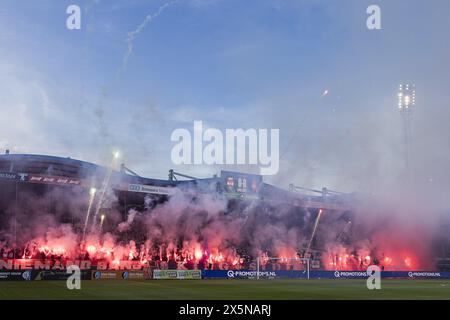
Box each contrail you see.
[122,0,178,71]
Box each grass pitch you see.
[1,279,450,300]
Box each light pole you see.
[398,83,416,172]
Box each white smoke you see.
[117,209,138,232]
[122,0,178,71]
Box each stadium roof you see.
[0,152,353,210]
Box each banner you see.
[34,270,91,281]
[1,268,449,280]
[91,270,148,280]
[0,172,27,182]
[327,270,448,279]
[202,270,450,279]
[0,270,34,281]
[330,271,369,279]
[202,270,307,279]
[27,174,81,186]
[153,269,201,280]
[0,269,92,281]
[153,270,177,279]
[127,184,176,195]
[176,270,202,279]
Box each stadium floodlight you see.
[397,83,416,171]
[90,187,97,196]
[398,83,416,113]
[113,150,120,159]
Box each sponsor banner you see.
[34,270,91,281]
[27,174,81,186]
[331,271,368,279]
[202,270,450,280]
[153,269,177,279]
[406,271,444,279]
[202,270,308,279]
[0,270,34,281]
[153,269,201,280]
[304,270,450,279]
[0,172,28,182]
[176,270,202,279]
[92,270,147,280]
[226,270,278,279]
[331,271,450,279]
[127,183,176,196]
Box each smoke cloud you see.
[0,176,443,271]
[122,0,178,72]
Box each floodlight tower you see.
[397,83,416,171]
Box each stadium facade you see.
[1,152,449,271]
[0,152,354,269]
[0,152,352,220]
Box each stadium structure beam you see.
[120,164,141,177]
[168,169,198,181]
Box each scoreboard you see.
[220,170,262,200]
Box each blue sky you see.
[1,0,450,195]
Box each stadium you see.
[1,151,450,300]
[0,152,353,268]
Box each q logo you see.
[366,265,381,290]
[227,270,235,278]
[22,270,32,281]
[334,271,340,278]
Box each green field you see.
[0,279,449,300]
